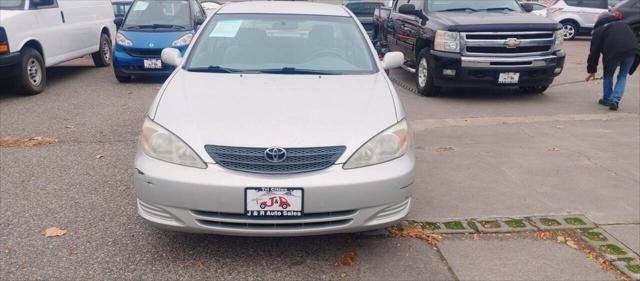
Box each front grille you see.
[125,48,163,58]
[462,31,554,56]
[205,145,346,174]
[192,209,357,230]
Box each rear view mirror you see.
[161,48,183,66]
[114,17,124,29]
[521,3,534,13]
[398,3,419,16]
[382,52,404,70]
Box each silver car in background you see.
[134,1,413,236]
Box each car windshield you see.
[186,14,378,75]
[0,0,25,10]
[346,2,384,16]
[122,0,192,30]
[428,0,523,12]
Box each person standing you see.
[586,12,640,111]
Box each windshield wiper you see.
[484,7,517,11]
[188,65,242,73]
[257,67,338,75]
[439,8,478,12]
[136,24,186,29]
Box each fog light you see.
[554,67,562,74]
[443,69,456,76]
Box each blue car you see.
[112,0,206,82]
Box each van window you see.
[564,0,581,6]
[0,0,25,10]
[122,0,192,30]
[29,0,58,9]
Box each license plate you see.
[143,59,162,69]
[245,188,303,217]
[498,72,520,84]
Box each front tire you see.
[561,22,578,40]
[17,47,46,96]
[519,85,549,94]
[415,49,440,97]
[92,33,112,67]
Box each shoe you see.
[598,99,611,106]
[609,102,619,111]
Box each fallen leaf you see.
[0,137,59,148]
[566,240,578,249]
[548,147,560,152]
[44,227,67,237]
[95,155,104,159]
[557,236,566,243]
[334,252,358,266]
[65,125,75,129]
[436,146,456,152]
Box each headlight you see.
[434,31,460,53]
[343,119,410,169]
[553,29,564,51]
[172,33,193,47]
[116,32,132,46]
[140,118,207,169]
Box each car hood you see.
[153,70,399,163]
[120,30,191,49]
[431,11,560,31]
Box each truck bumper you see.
[429,50,565,88]
[0,51,21,77]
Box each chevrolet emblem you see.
[504,38,521,48]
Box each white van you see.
[0,0,116,95]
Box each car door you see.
[577,0,608,28]
[389,0,422,61]
[28,0,67,65]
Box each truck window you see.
[393,0,425,11]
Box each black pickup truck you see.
[373,0,566,96]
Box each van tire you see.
[17,47,46,96]
[92,33,112,67]
[415,49,440,97]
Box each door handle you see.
[60,11,65,23]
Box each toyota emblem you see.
[264,147,287,163]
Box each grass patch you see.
[540,218,561,226]
[504,219,527,228]
[599,244,627,256]
[479,220,501,229]
[443,221,465,230]
[564,217,587,226]
[468,221,478,231]
[584,231,608,242]
[420,222,441,231]
[626,264,640,274]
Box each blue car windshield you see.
[122,0,192,30]
[0,0,25,10]
[185,14,378,75]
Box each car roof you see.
[217,1,350,17]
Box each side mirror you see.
[382,51,404,70]
[114,17,124,29]
[398,3,419,16]
[32,0,54,7]
[195,15,206,26]
[161,48,183,66]
[521,3,534,13]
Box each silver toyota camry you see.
[134,1,414,236]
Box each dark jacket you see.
[587,15,640,75]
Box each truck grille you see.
[204,145,346,174]
[462,31,555,57]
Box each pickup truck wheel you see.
[17,47,46,96]
[519,85,549,94]
[416,50,440,96]
[92,33,112,67]
[561,22,578,40]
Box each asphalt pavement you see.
[1,39,638,280]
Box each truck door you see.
[389,0,423,62]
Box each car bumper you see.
[113,48,175,76]
[134,148,415,237]
[0,51,21,76]
[428,50,566,88]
